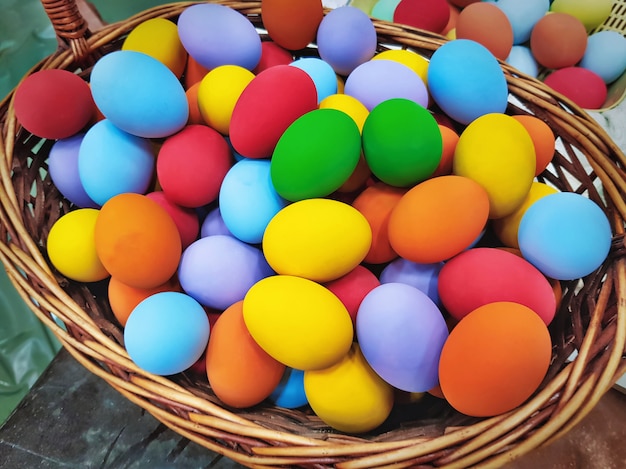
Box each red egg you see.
[146,191,200,249]
[455,2,514,60]
[543,67,608,110]
[393,0,450,34]
[530,13,588,69]
[261,0,324,50]
[325,265,380,329]
[253,41,294,74]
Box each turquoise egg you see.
[269,368,308,409]
[506,46,539,78]
[580,31,626,84]
[289,57,338,103]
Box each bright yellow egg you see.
[319,93,369,133]
[372,49,429,86]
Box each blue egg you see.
[219,159,288,244]
[78,120,155,206]
[178,3,261,71]
[506,46,539,78]
[380,258,443,304]
[495,0,550,45]
[317,6,378,76]
[371,0,402,21]
[290,57,338,103]
[124,292,210,376]
[428,39,508,125]
[200,207,233,238]
[268,368,308,409]
[518,193,612,281]
[580,31,626,84]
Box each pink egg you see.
[325,265,381,329]
[253,41,294,74]
[394,0,450,34]
[543,67,608,110]
[146,191,200,249]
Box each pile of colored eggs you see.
[14,1,614,434]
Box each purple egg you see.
[200,207,233,238]
[48,134,99,208]
[356,283,448,392]
[178,235,274,310]
[344,60,429,110]
[380,258,443,304]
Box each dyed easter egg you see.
[371,0,402,21]
[530,13,588,69]
[393,0,450,34]
[325,265,381,328]
[316,6,378,76]
[428,40,508,125]
[271,109,361,201]
[269,368,308,409]
[388,175,490,264]
[512,115,555,176]
[122,18,187,77]
[455,2,514,60]
[544,67,608,110]
[124,292,210,375]
[177,3,261,70]
[319,93,369,132]
[243,275,353,370]
[78,119,155,206]
[197,65,255,135]
[550,0,614,31]
[145,191,199,249]
[304,343,394,433]
[184,55,210,89]
[200,208,233,238]
[229,65,318,158]
[219,159,288,244]
[253,41,294,74]
[290,57,338,103]
[356,283,449,392]
[495,0,550,45]
[178,235,274,310]
[438,247,557,325]
[14,69,94,139]
[371,49,429,86]
[362,99,442,187]
[380,258,443,304]
[261,0,324,50]
[580,31,626,84]
[185,82,203,125]
[47,209,109,283]
[431,125,459,177]
[438,302,552,417]
[454,113,535,219]
[518,192,612,280]
[206,301,285,408]
[94,193,181,289]
[90,50,188,138]
[506,46,539,78]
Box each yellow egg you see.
[47,208,109,282]
[197,65,255,135]
[492,182,560,248]
[453,113,536,219]
[122,18,187,78]
[372,49,429,86]
[243,275,353,370]
[263,198,372,282]
[304,343,394,433]
[550,0,614,31]
[319,94,369,133]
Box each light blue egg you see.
[580,31,626,84]
[78,120,155,206]
[428,39,508,125]
[90,50,188,138]
[219,159,288,244]
[290,57,338,103]
[380,258,443,304]
[518,192,612,281]
[200,207,233,238]
[268,368,308,409]
[495,0,550,44]
[124,292,210,376]
[371,0,402,21]
[506,45,539,78]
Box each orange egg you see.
[184,55,210,89]
[206,301,286,408]
[185,82,204,125]
[94,193,182,289]
[512,115,555,176]
[261,0,324,50]
[431,124,459,177]
[530,13,588,69]
[388,175,490,264]
[455,2,514,60]
[439,302,552,417]
[338,155,371,193]
[442,3,460,35]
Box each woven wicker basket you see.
[1,1,626,467]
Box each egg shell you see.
[371,49,429,87]
[219,158,288,244]
[428,39,508,125]
[438,302,552,417]
[263,198,371,282]
[197,65,255,135]
[371,0,402,21]
[324,265,381,329]
[319,93,369,132]
[491,181,559,249]
[393,0,450,34]
[518,192,612,280]
[530,13,588,70]
[512,115,555,176]
[261,0,324,50]
[453,113,536,219]
[269,368,308,409]
[229,65,318,158]
[580,31,626,84]
[362,98,442,187]
[380,258,444,305]
[178,235,274,310]
[455,2,513,60]
[337,155,372,193]
[13,69,94,139]
[200,208,233,238]
[448,0,481,7]
[124,292,210,375]
[184,55,210,89]
[431,125,459,177]
[78,119,155,206]
[290,57,338,103]
[156,125,232,208]
[185,82,204,125]
[304,343,394,433]
[108,275,180,327]
[90,50,188,138]
[506,46,539,79]
[46,209,109,283]
[253,41,294,74]
[495,0,550,45]
[243,275,353,370]
[543,67,608,110]
[442,3,460,35]
[48,134,99,208]
[121,18,187,78]
[550,0,614,31]
[356,283,449,392]
[316,6,378,76]
[205,301,285,408]
[145,191,199,249]
[387,175,490,264]
[344,60,429,111]
[270,109,362,201]
[351,182,406,264]
[178,3,261,70]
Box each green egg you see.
[362,98,442,187]
[270,108,362,201]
